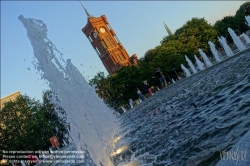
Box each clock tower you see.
[81,5,138,75]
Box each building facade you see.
[0,91,22,109]
[81,8,138,75]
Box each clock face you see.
[93,32,97,38]
[100,28,106,33]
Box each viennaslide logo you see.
[219,146,248,165]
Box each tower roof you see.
[79,1,94,19]
[162,21,173,36]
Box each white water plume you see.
[194,55,205,71]
[208,41,221,63]
[181,64,191,77]
[218,36,234,57]
[198,48,212,67]
[228,28,245,52]
[185,55,197,74]
[18,15,117,166]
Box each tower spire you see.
[162,21,173,36]
[79,0,93,18]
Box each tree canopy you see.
[236,2,250,16]
[0,90,69,151]
[214,2,250,43]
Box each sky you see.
[1,1,247,101]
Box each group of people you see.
[129,67,169,108]
[143,67,168,95]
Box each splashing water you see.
[112,49,250,165]
[18,15,117,166]
[245,15,250,27]
[218,36,234,57]
[198,48,212,67]
[208,41,221,62]
[242,33,250,44]
[121,106,127,113]
[228,28,245,52]
[185,55,197,74]
[181,64,191,77]
[194,55,205,71]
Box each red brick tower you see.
[81,5,138,75]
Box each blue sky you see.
[1,1,246,100]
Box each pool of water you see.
[111,49,250,166]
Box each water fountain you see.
[208,41,221,62]
[218,36,234,56]
[18,15,117,166]
[181,64,191,77]
[198,48,212,67]
[245,15,250,27]
[157,87,161,91]
[242,33,250,44]
[121,106,127,113]
[194,55,205,71]
[228,28,245,51]
[112,47,250,165]
[18,14,250,166]
[185,55,197,74]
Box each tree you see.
[234,2,250,35]
[236,2,250,16]
[214,16,236,43]
[0,95,37,150]
[114,65,146,101]
[40,90,69,149]
[89,72,120,108]
[141,47,160,64]
[88,72,116,104]
[214,15,249,43]
[153,40,186,73]
[89,64,160,109]
[161,34,177,44]
[0,90,69,151]
[175,17,218,54]
[89,72,110,99]
[214,2,250,43]
[233,13,250,35]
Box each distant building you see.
[0,91,22,137]
[0,91,22,109]
[81,5,138,75]
[162,21,173,36]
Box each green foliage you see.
[154,40,186,71]
[0,90,69,151]
[140,47,160,63]
[214,2,250,43]
[161,35,177,44]
[236,2,250,15]
[175,18,218,54]
[234,13,250,35]
[89,72,117,107]
[214,15,249,43]
[214,16,235,42]
[89,67,155,109]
